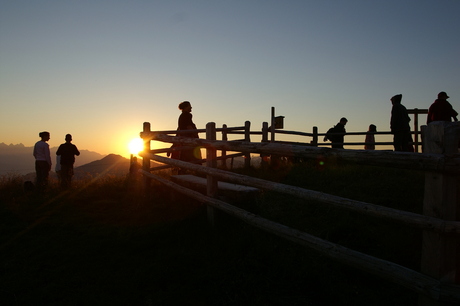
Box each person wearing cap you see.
[390,94,411,152]
[324,117,348,149]
[427,92,458,124]
[56,134,80,189]
[33,131,52,191]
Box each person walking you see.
[324,117,348,149]
[390,94,411,152]
[427,91,458,124]
[33,131,51,191]
[56,134,80,189]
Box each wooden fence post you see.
[206,122,218,227]
[221,124,228,169]
[420,121,460,306]
[271,107,275,142]
[142,122,151,192]
[261,122,269,169]
[244,120,251,168]
[312,126,318,146]
[414,108,420,152]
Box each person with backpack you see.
[324,117,348,149]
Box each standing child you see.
[364,124,376,150]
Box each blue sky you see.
[1,0,459,156]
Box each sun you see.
[128,138,144,155]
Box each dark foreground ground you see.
[0,165,421,305]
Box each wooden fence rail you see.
[146,124,423,150]
[143,132,460,174]
[139,120,460,305]
[140,166,459,303]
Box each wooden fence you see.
[268,106,428,152]
[139,120,460,305]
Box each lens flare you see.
[128,138,144,155]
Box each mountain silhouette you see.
[74,154,132,177]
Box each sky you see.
[1,0,459,157]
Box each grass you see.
[0,162,424,305]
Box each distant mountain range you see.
[0,143,117,176]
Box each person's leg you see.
[35,161,49,191]
[393,133,403,151]
[61,164,71,189]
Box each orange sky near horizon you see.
[1,1,458,158]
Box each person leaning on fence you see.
[56,134,80,189]
[364,124,377,150]
[390,94,411,152]
[172,101,202,169]
[33,131,52,192]
[324,117,348,149]
[427,91,458,124]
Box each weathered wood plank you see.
[140,132,460,174]
[142,170,460,303]
[139,152,460,234]
[421,121,460,306]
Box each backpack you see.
[325,126,337,142]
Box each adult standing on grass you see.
[390,94,411,152]
[56,134,80,189]
[33,131,51,192]
[427,91,458,124]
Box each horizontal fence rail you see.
[140,132,460,174]
[146,124,423,150]
[140,168,460,303]
[140,152,460,234]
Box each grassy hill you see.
[0,162,423,305]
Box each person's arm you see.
[46,145,52,169]
[451,106,458,122]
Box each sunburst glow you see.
[128,138,144,155]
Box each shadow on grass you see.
[0,166,420,305]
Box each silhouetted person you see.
[33,131,51,192]
[129,156,141,178]
[427,91,458,124]
[56,134,80,189]
[390,94,411,151]
[324,117,348,149]
[176,101,201,169]
[364,124,377,150]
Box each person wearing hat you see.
[56,134,80,189]
[390,94,411,152]
[427,92,458,124]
